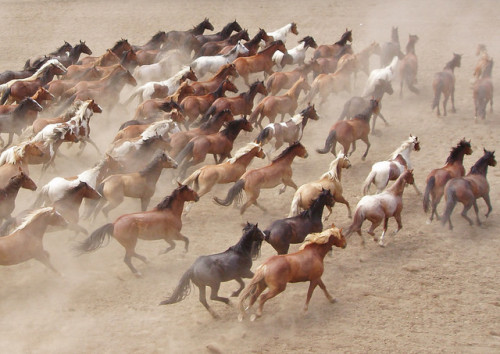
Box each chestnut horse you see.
[188,63,239,96]
[0,170,37,226]
[399,34,420,97]
[238,226,346,321]
[441,149,496,230]
[312,29,352,59]
[265,62,313,96]
[472,58,493,121]
[77,185,199,276]
[431,53,462,116]
[195,29,250,58]
[346,169,414,247]
[214,142,308,215]
[423,139,473,224]
[266,22,299,44]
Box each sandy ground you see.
[0,0,499,353]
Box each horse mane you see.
[140,119,172,140]
[320,153,345,181]
[155,186,184,210]
[95,50,117,66]
[151,31,166,42]
[335,30,352,45]
[272,142,301,163]
[289,111,304,126]
[390,138,415,160]
[199,109,231,130]
[170,66,192,83]
[62,181,87,199]
[446,139,470,164]
[0,143,27,165]
[470,150,494,174]
[111,39,128,52]
[11,207,54,233]
[228,142,261,164]
[299,227,341,250]
[259,40,284,54]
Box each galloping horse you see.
[472,58,493,121]
[188,63,239,95]
[346,169,414,247]
[441,149,496,230]
[195,29,250,58]
[195,20,242,46]
[0,170,37,225]
[77,184,199,277]
[214,142,308,215]
[0,142,44,187]
[164,18,214,49]
[23,41,71,71]
[219,28,271,57]
[289,152,351,219]
[272,36,317,69]
[312,29,352,59]
[0,97,43,149]
[423,139,472,224]
[363,56,399,97]
[159,223,265,319]
[56,40,93,67]
[190,41,249,78]
[266,23,298,44]
[472,44,491,81]
[431,53,462,116]
[265,62,313,96]
[363,135,421,195]
[399,34,420,97]
[380,27,404,67]
[238,226,346,321]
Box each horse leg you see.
[254,283,286,319]
[450,87,457,113]
[412,182,422,195]
[460,201,475,226]
[132,252,149,264]
[442,94,449,116]
[102,195,123,217]
[140,197,151,211]
[361,136,371,161]
[175,232,190,252]
[68,223,89,236]
[209,282,230,305]
[240,190,259,215]
[483,194,493,218]
[123,248,142,276]
[279,176,298,195]
[160,239,176,254]
[472,200,481,226]
[304,280,319,312]
[231,277,246,297]
[35,250,60,275]
[198,285,219,319]
[317,278,336,303]
[336,195,352,218]
[378,217,390,247]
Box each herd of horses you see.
[0,19,496,321]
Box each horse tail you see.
[76,223,114,253]
[182,169,202,191]
[316,130,336,154]
[432,79,443,110]
[213,179,245,206]
[96,182,106,197]
[238,264,267,319]
[176,140,195,165]
[32,185,49,208]
[346,206,365,237]
[159,265,194,305]
[265,75,275,94]
[0,87,11,105]
[288,192,302,217]
[423,176,435,213]
[441,186,457,228]
[124,88,141,106]
[362,170,377,195]
[200,105,216,124]
[54,93,77,116]
[254,126,273,145]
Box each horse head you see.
[409,134,420,151]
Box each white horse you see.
[190,41,249,78]
[266,22,298,44]
[133,49,190,84]
[272,36,317,70]
[362,135,421,195]
[362,56,399,97]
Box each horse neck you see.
[232,231,255,256]
[469,158,490,177]
[446,149,467,166]
[372,85,388,100]
[444,60,458,72]
[221,123,244,142]
[272,150,299,166]
[20,215,51,236]
[244,85,261,103]
[166,197,186,217]
[308,198,328,220]
[234,150,258,167]
[286,80,304,99]
[406,41,416,55]
[140,159,166,181]
[2,177,23,198]
[386,174,408,195]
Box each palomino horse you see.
[93,152,177,217]
[255,104,319,157]
[380,27,404,67]
[77,184,199,276]
[423,139,473,224]
[188,63,239,95]
[363,56,399,97]
[346,169,414,247]
[195,29,250,58]
[190,41,249,78]
[176,117,254,178]
[431,53,462,116]
[0,207,67,273]
[250,76,310,128]
[233,41,288,86]
[264,189,334,255]
[0,97,43,149]
[272,36,317,70]
[312,29,352,59]
[363,135,421,195]
[472,58,493,121]
[159,223,265,319]
[0,142,44,187]
[399,34,420,97]
[214,142,308,215]
[289,152,351,219]
[266,22,299,44]
[195,20,242,46]
[265,62,313,96]
[317,99,379,160]
[441,149,496,230]
[0,170,37,226]
[238,226,346,321]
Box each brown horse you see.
[0,97,43,149]
[346,169,414,247]
[399,34,419,97]
[219,28,271,57]
[311,45,354,78]
[132,31,168,52]
[195,20,242,46]
[317,99,379,160]
[250,76,310,128]
[238,226,346,321]
[472,58,493,121]
[423,139,473,224]
[0,170,37,225]
[233,41,288,86]
[441,149,496,230]
[163,18,214,49]
[195,29,250,58]
[0,142,44,187]
[380,27,404,67]
[188,63,239,96]
[432,53,462,116]
[312,29,352,59]
[214,142,308,214]
[0,87,55,112]
[77,184,199,276]
[265,62,313,96]
[78,48,122,67]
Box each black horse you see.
[264,188,334,254]
[159,222,265,318]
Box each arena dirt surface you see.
[0,0,499,352]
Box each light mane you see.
[0,143,27,165]
[299,227,341,250]
[320,153,345,181]
[140,119,174,140]
[389,137,416,160]
[11,207,54,233]
[227,143,261,164]
[161,66,191,85]
[289,112,304,126]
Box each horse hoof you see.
[238,314,244,322]
[378,241,385,248]
[425,219,432,225]
[134,272,143,278]
[329,297,337,304]
[250,314,258,322]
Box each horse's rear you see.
[473,78,493,120]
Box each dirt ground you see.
[0,0,499,353]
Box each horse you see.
[195,20,242,46]
[24,41,72,70]
[431,53,462,116]
[190,41,249,78]
[56,40,93,67]
[473,44,491,81]
[132,31,168,52]
[423,139,473,224]
[255,104,319,157]
[317,99,379,160]
[250,76,310,128]
[441,149,496,230]
[289,152,351,219]
[346,169,414,247]
[363,56,399,97]
[338,78,394,132]
[213,142,308,214]
[188,63,239,96]
[164,18,214,48]
[264,188,334,255]
[93,152,178,217]
[472,58,493,121]
[0,170,37,226]
[349,41,381,83]
[0,142,44,187]
[0,88,53,117]
[133,50,190,84]
[77,184,199,276]
[233,41,288,86]
[195,29,250,58]
[310,45,354,78]
[113,119,181,143]
[272,36,317,70]
[380,27,404,67]
[0,98,43,149]
[159,222,265,318]
[219,28,271,57]
[265,62,313,96]
[238,226,346,321]
[363,135,421,195]
[312,29,352,59]
[266,23,299,44]
[182,142,265,198]
[176,117,253,178]
[0,67,36,86]
[399,34,420,97]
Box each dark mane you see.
[64,181,87,198]
[446,139,471,164]
[272,142,301,162]
[111,39,128,51]
[199,109,231,130]
[259,40,284,54]
[229,223,262,258]
[156,186,185,210]
[470,150,495,175]
[335,30,352,45]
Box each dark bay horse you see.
[164,18,214,48]
[423,139,473,223]
[195,29,250,58]
[0,97,43,149]
[399,34,419,97]
[159,223,265,319]
[264,189,334,254]
[472,58,493,121]
[313,29,352,59]
[195,20,242,46]
[431,53,462,116]
[441,149,496,230]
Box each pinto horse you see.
[441,149,496,230]
[312,29,352,59]
[317,99,379,160]
[399,34,420,97]
[219,28,271,57]
[346,169,414,247]
[432,53,462,116]
[190,41,249,78]
[238,226,346,321]
[423,139,472,224]
[159,222,265,319]
[272,36,317,70]
[77,184,199,277]
[0,170,37,226]
[266,22,298,44]
[472,58,493,121]
[214,142,308,215]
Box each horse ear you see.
[177,181,183,187]
[330,222,336,228]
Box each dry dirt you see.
[1,0,499,353]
